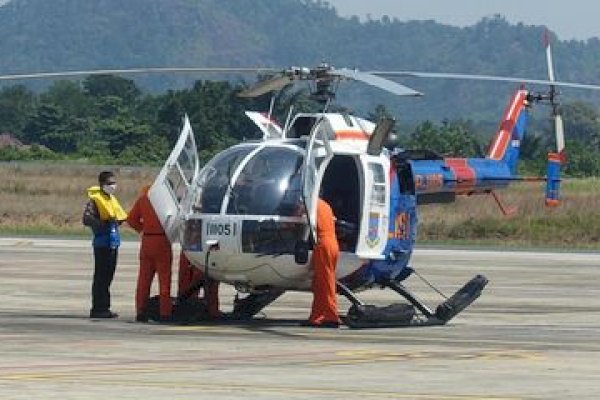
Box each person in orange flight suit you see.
[127,186,173,322]
[178,252,221,318]
[307,198,342,328]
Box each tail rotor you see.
[543,30,565,207]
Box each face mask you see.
[102,184,117,195]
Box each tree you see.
[0,85,36,139]
[561,102,600,151]
[368,104,394,122]
[40,80,92,118]
[564,140,600,177]
[406,120,483,157]
[83,75,142,104]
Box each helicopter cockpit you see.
[182,136,362,256]
[182,142,308,256]
[194,143,305,217]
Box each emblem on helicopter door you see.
[366,212,381,247]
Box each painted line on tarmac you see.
[0,348,544,376]
[0,348,335,375]
[308,349,544,367]
[1,374,526,400]
[160,325,600,352]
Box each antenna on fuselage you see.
[267,93,276,121]
[283,105,295,137]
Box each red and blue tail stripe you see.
[487,89,529,174]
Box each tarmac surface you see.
[0,237,599,399]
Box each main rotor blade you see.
[333,68,423,96]
[0,67,278,81]
[371,71,600,91]
[237,74,293,98]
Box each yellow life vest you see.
[86,186,128,222]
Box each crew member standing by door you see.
[127,185,173,322]
[307,198,341,328]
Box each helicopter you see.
[2,37,598,328]
[141,40,600,328]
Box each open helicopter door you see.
[302,118,334,242]
[355,156,390,258]
[148,115,199,243]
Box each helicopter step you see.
[143,287,286,323]
[342,275,488,329]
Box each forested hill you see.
[2,0,600,121]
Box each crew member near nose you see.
[178,252,221,319]
[308,198,342,328]
[82,171,127,319]
[127,185,173,322]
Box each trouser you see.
[309,241,340,325]
[91,246,118,313]
[136,235,173,318]
[178,253,220,317]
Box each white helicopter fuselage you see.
[149,112,408,293]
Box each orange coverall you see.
[178,252,220,318]
[127,187,173,319]
[308,199,341,325]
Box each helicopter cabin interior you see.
[319,155,361,252]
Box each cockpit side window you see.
[195,146,254,214]
[227,146,304,216]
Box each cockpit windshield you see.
[195,145,255,214]
[227,146,304,216]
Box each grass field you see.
[1,162,599,249]
[0,162,158,237]
[418,178,600,248]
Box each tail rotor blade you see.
[544,30,566,158]
[545,30,556,82]
[555,113,565,155]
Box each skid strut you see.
[341,275,488,329]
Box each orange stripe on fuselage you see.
[335,130,369,140]
[488,90,528,160]
[445,158,476,193]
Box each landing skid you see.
[342,275,488,329]
[144,288,285,324]
[144,275,488,328]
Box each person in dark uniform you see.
[82,171,127,319]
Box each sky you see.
[326,0,599,41]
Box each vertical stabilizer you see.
[486,89,529,175]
